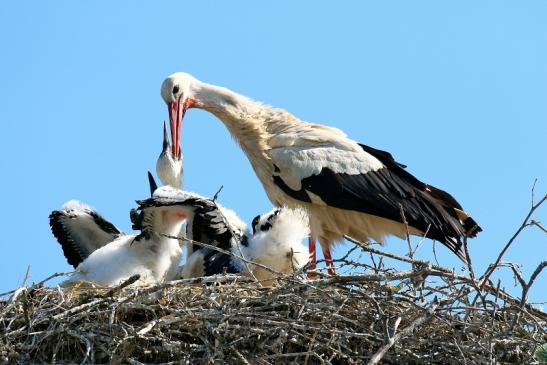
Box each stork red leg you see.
[322,246,336,276]
[307,237,317,279]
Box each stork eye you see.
[172,86,179,95]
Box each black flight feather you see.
[358,143,481,238]
[272,142,482,260]
[49,208,123,268]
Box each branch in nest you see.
[480,191,547,288]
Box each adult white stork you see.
[160,72,482,276]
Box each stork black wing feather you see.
[358,143,466,211]
[49,211,86,268]
[188,198,245,274]
[190,199,239,252]
[358,144,407,169]
[49,208,123,268]
[202,249,240,276]
[273,157,475,260]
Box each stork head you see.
[251,208,281,235]
[161,72,200,159]
[156,121,183,188]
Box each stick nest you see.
[1,259,545,365]
[2,192,546,364]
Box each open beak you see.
[167,98,194,159]
[162,121,171,156]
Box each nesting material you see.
[1,251,545,365]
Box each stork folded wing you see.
[271,143,481,260]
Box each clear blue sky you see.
[0,2,545,303]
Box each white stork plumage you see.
[160,72,482,276]
[50,187,187,287]
[247,207,310,281]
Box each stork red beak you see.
[167,98,196,158]
[168,100,182,159]
[167,98,195,158]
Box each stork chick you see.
[176,199,310,283]
[157,121,183,189]
[246,207,310,281]
[135,185,245,279]
[50,188,187,287]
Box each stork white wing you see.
[269,140,384,191]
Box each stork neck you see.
[157,153,183,189]
[194,82,300,166]
[141,208,190,238]
[162,220,186,238]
